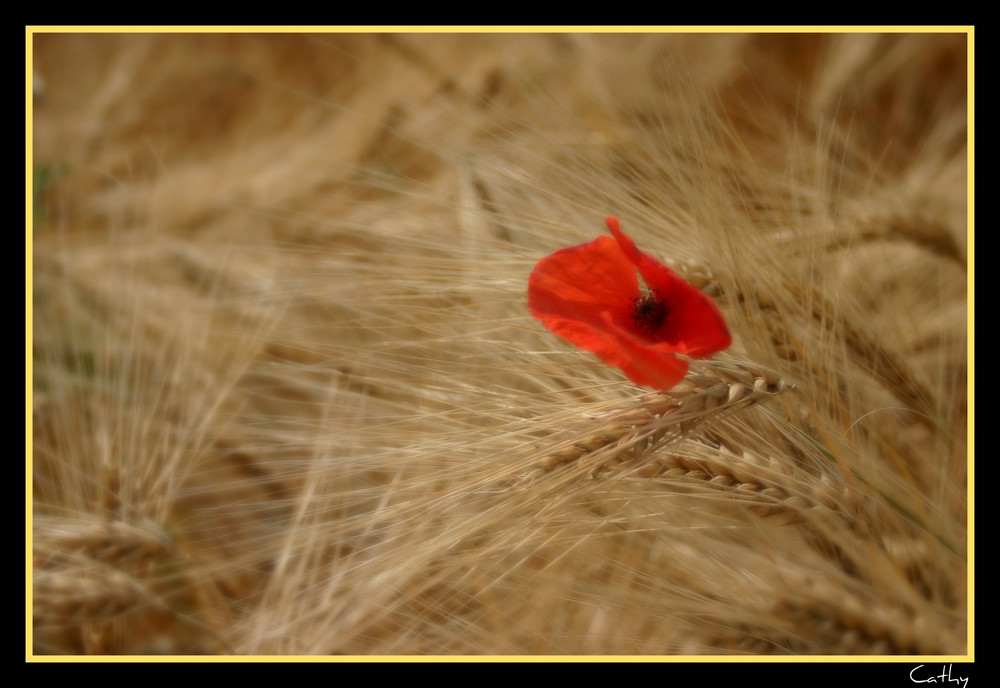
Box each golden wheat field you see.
[29,31,971,657]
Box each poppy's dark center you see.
[630,289,670,335]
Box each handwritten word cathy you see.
[910,664,968,687]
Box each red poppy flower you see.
[528,217,731,390]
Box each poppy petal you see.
[605,217,731,357]
[527,235,639,330]
[595,311,691,388]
